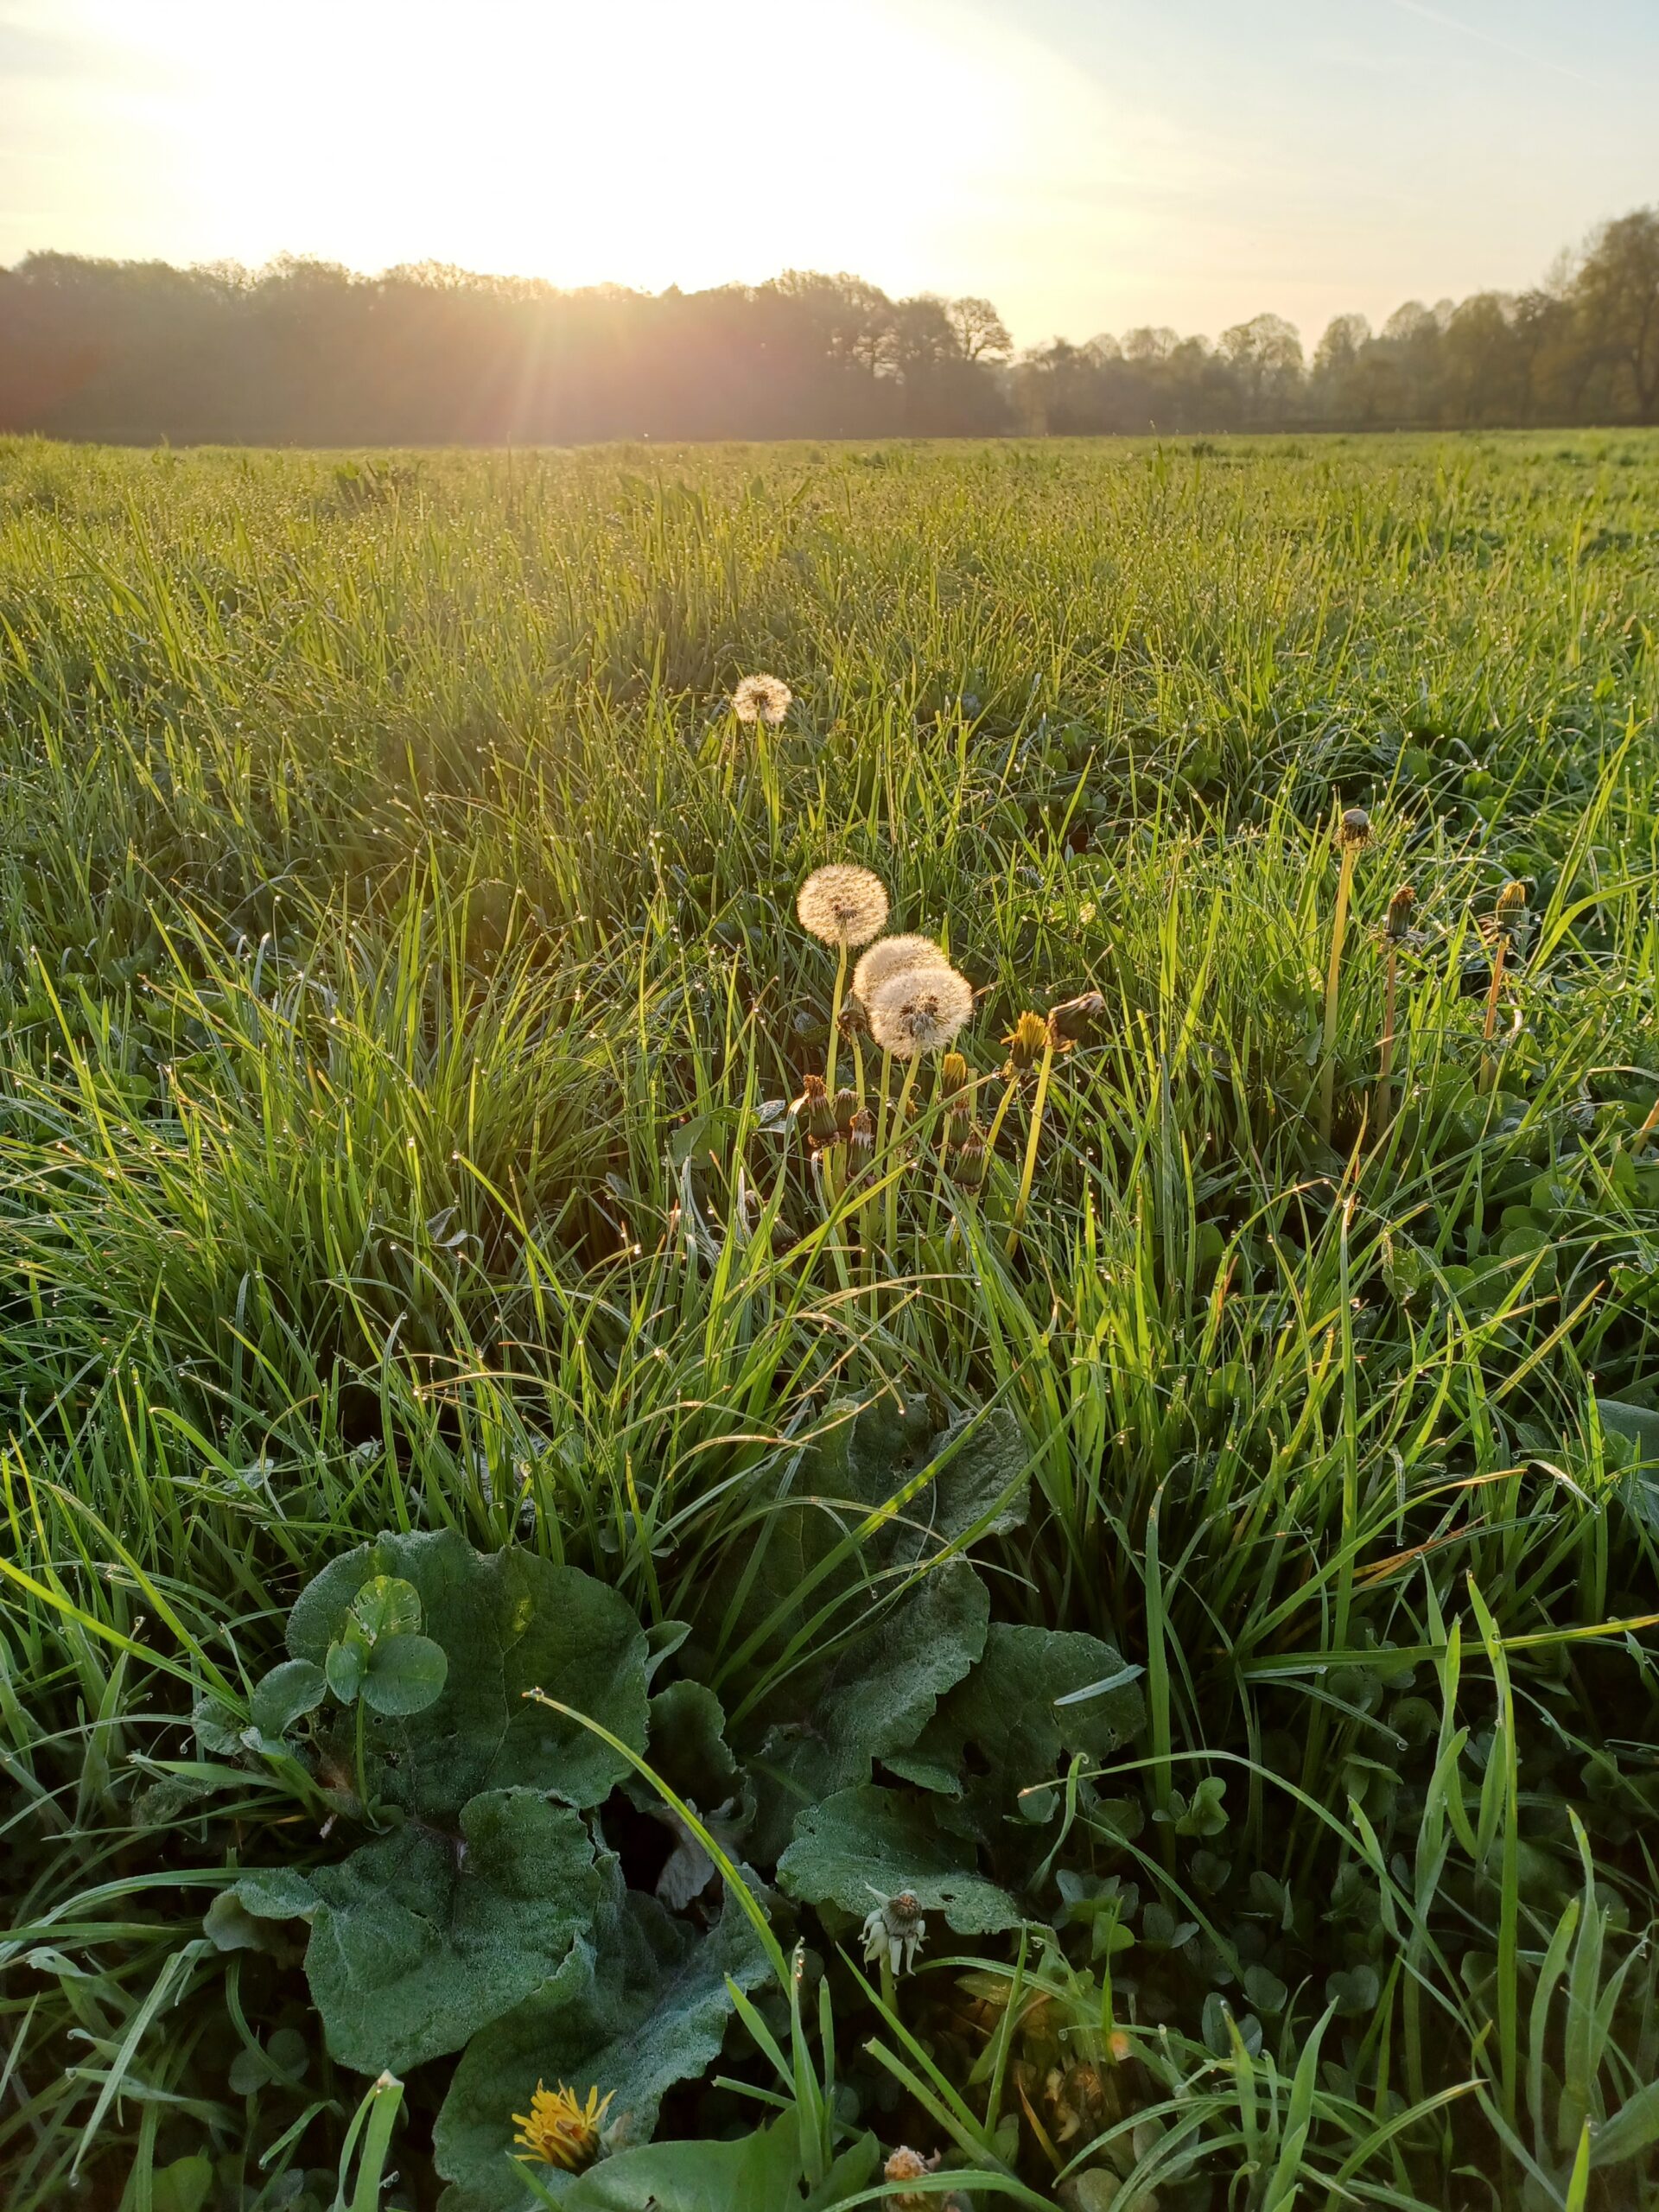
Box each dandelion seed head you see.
[798,865,890,948]
[731,673,792,725]
[868,965,974,1058]
[852,932,947,1003]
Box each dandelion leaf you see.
[434,1893,771,2212]
[285,1529,648,1816]
[776,1783,1021,1935]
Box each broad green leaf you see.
[777,1784,1021,1935]
[250,1657,327,1738]
[151,2155,214,2212]
[641,1681,737,1804]
[734,1396,1024,1671]
[750,1560,988,1859]
[325,1637,366,1704]
[360,1631,449,1716]
[558,2114,807,2211]
[435,1897,772,2212]
[351,1573,424,1642]
[287,1531,649,1818]
[886,1623,1147,1836]
[283,1787,602,2075]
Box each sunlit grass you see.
[2,428,1657,2209]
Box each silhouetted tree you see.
[4,203,1659,443]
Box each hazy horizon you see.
[2,0,1656,351]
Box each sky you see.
[0,0,1656,350]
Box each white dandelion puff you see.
[731,674,792,725]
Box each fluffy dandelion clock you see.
[851,932,948,1005]
[797,864,890,949]
[731,673,792,725]
[868,963,973,1059]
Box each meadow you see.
[1,427,1657,2211]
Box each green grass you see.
[2,427,1657,2211]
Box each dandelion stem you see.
[1376,943,1400,1131]
[1318,842,1358,1147]
[824,944,849,1095]
[885,1058,919,1256]
[984,1070,1020,1160]
[1007,1036,1054,1256]
[1478,936,1508,1094]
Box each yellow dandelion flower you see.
[512,2081,613,2172]
[731,674,792,725]
[798,865,890,949]
[868,965,974,1059]
[1002,1010,1048,1073]
[851,933,948,1004]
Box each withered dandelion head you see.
[852,933,948,1004]
[512,2082,613,2172]
[1384,884,1416,939]
[1338,805,1372,849]
[1047,990,1105,1051]
[868,965,974,1059]
[731,674,792,726]
[795,1073,840,1141]
[884,2145,943,2208]
[831,1085,858,1135]
[1496,880,1529,918]
[1003,1010,1048,1073]
[798,865,890,949]
[848,1108,875,1167]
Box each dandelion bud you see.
[1495,880,1529,921]
[1003,1010,1048,1073]
[798,1074,840,1142]
[831,1086,858,1136]
[1338,805,1372,849]
[1384,884,1416,939]
[945,1100,974,1147]
[949,1129,988,1190]
[838,993,871,1038]
[1047,989,1105,1050]
[940,1051,969,1096]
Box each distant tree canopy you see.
[3,207,1657,445]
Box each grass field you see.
[3,429,1658,2212]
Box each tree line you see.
[2,207,1656,445]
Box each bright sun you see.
[80,0,1015,295]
